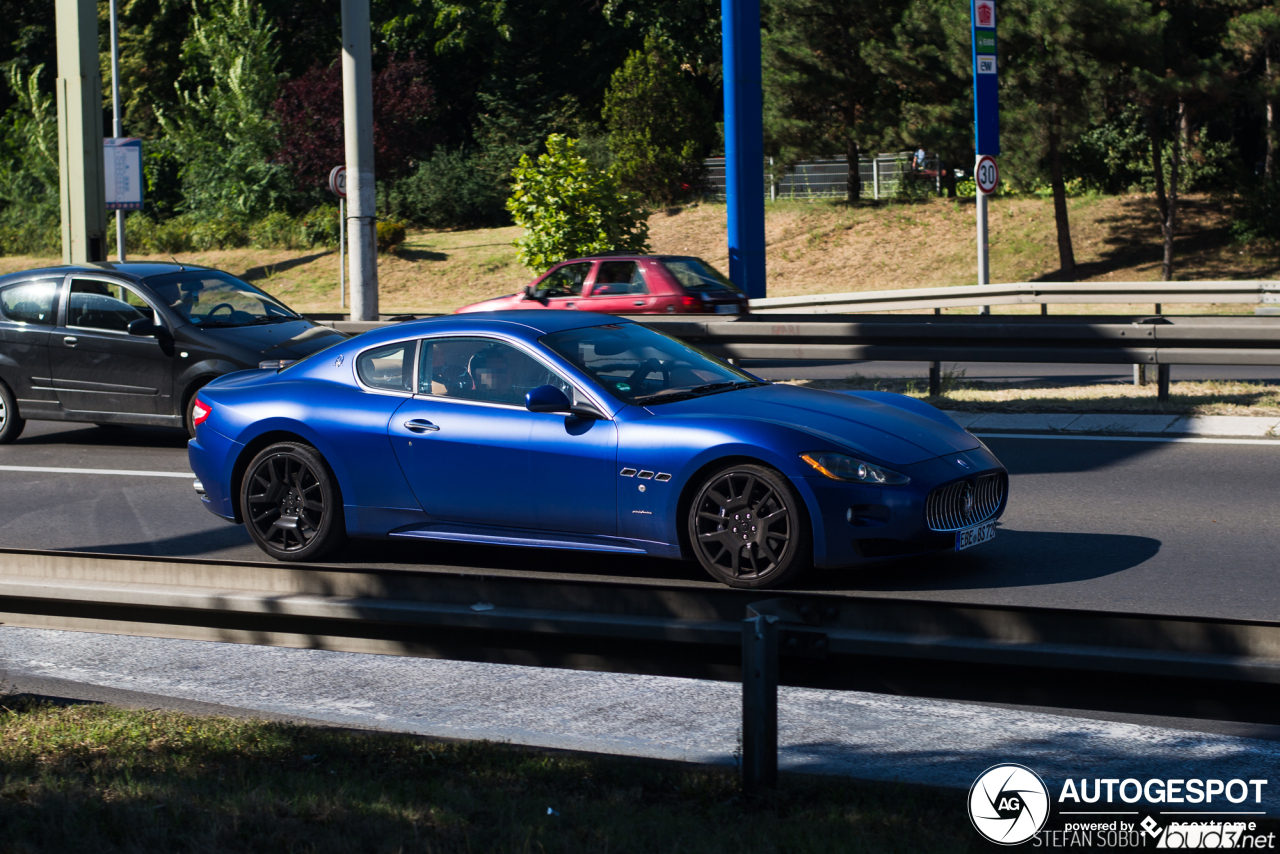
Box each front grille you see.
[925,473,1006,532]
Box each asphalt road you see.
[0,416,1276,621]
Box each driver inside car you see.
[466,345,514,402]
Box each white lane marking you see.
[0,464,192,478]
[975,432,1280,446]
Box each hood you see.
[196,320,346,360]
[455,294,522,313]
[650,383,979,465]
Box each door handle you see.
[404,419,439,433]
[565,302,575,309]
[633,300,646,306]
[62,336,77,347]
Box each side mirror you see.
[526,384,572,413]
[127,317,159,337]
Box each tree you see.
[1226,2,1280,180]
[763,0,904,202]
[157,0,295,220]
[997,0,1161,278]
[1132,0,1232,281]
[273,56,435,192]
[506,134,649,270]
[603,36,713,205]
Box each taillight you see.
[192,398,212,426]
[681,296,698,308]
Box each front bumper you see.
[800,444,1007,568]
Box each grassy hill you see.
[3,193,1277,315]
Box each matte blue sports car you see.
[188,310,1007,588]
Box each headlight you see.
[800,452,910,485]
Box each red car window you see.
[590,261,648,297]
[538,263,591,297]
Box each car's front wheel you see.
[241,442,347,561]
[0,381,25,444]
[687,463,811,589]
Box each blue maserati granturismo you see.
[187,311,1007,588]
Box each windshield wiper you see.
[634,381,764,405]
[245,315,300,325]
[193,319,238,328]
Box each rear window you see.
[662,258,743,294]
[0,280,59,325]
[356,342,416,392]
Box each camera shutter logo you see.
[969,764,1050,845]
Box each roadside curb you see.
[945,410,1279,439]
[834,393,1280,439]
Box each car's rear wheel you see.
[687,463,811,589]
[241,442,346,561]
[0,381,25,444]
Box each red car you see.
[455,255,751,316]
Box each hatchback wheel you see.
[0,381,25,444]
[687,463,810,588]
[241,442,346,561]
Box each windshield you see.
[540,323,762,405]
[662,257,743,294]
[144,270,301,327]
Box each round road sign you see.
[975,155,999,195]
[328,165,347,198]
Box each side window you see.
[591,261,647,297]
[537,262,591,298]
[356,341,416,392]
[419,337,572,407]
[67,279,158,332]
[0,280,59,325]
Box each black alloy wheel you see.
[241,442,347,561]
[687,463,811,589]
[0,381,25,444]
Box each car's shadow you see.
[15,422,190,450]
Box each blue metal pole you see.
[721,0,766,299]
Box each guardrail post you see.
[1157,364,1170,402]
[742,611,778,793]
[929,362,941,397]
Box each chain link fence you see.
[702,154,949,201]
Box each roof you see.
[353,310,629,346]
[0,262,209,287]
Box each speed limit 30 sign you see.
[975,155,999,194]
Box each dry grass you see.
[786,374,1280,417]
[3,193,1276,316]
[0,695,970,854]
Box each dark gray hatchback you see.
[0,262,346,442]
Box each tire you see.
[687,463,811,589]
[0,381,25,444]
[184,380,212,438]
[240,442,347,562]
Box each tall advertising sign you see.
[971,0,999,157]
[103,138,143,211]
[971,0,999,306]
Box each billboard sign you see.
[103,138,144,211]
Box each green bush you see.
[376,220,407,253]
[387,149,510,229]
[297,205,340,248]
[603,35,711,205]
[0,215,60,256]
[248,211,299,249]
[1231,178,1280,243]
[507,134,650,270]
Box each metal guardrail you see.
[4,548,1280,788]
[313,311,1280,401]
[748,280,1280,314]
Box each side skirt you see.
[389,521,660,556]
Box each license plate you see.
[714,304,740,314]
[956,521,996,551]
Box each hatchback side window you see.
[537,263,591,298]
[419,337,572,406]
[67,279,158,332]
[0,280,59,325]
[591,261,648,297]
[356,341,416,393]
